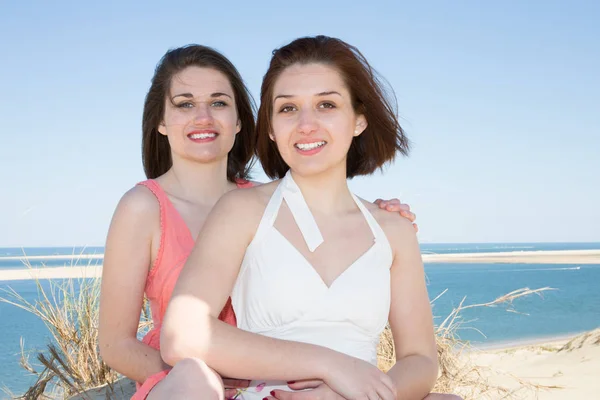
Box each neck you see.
[290,165,354,215]
[163,155,234,206]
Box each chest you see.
[272,203,376,288]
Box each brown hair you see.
[256,35,409,179]
[142,45,256,182]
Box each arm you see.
[384,215,439,399]
[98,187,168,383]
[161,189,395,399]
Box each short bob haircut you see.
[256,35,409,179]
[142,44,256,182]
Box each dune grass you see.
[2,255,559,399]
[377,287,557,399]
[0,253,150,399]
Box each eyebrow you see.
[171,92,233,101]
[273,91,342,102]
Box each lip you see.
[187,129,219,143]
[294,140,327,156]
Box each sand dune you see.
[463,330,600,399]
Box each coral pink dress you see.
[132,179,254,400]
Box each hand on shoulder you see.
[363,199,416,238]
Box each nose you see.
[297,108,318,135]
[193,103,214,125]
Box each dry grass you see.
[1,276,116,398]
[558,328,600,352]
[0,254,152,399]
[2,252,566,399]
[377,287,559,399]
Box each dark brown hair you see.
[142,45,256,182]
[256,35,409,179]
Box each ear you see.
[158,122,167,136]
[353,115,367,137]
[235,119,242,134]
[269,132,276,142]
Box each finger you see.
[270,389,298,400]
[385,198,402,207]
[373,199,383,205]
[386,203,410,213]
[413,223,419,233]
[287,379,323,390]
[379,375,397,400]
[223,378,250,388]
[378,381,398,400]
[224,388,238,399]
[367,391,380,400]
[394,202,409,211]
[399,210,416,223]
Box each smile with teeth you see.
[188,133,217,139]
[295,141,327,150]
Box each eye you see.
[279,105,297,113]
[319,102,336,109]
[176,102,194,109]
[212,100,228,107]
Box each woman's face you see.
[270,63,367,178]
[159,66,241,165]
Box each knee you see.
[150,358,223,400]
[171,357,214,376]
[423,394,464,400]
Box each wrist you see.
[317,348,343,381]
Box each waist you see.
[241,322,380,365]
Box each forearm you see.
[386,355,438,400]
[102,337,170,383]
[162,313,336,381]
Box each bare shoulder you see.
[114,184,159,221]
[212,180,281,226]
[358,197,415,241]
[105,184,160,244]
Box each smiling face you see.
[270,63,367,178]
[158,66,241,164]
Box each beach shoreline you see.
[0,266,103,281]
[1,249,599,281]
[422,249,600,264]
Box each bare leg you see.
[423,394,463,400]
[147,358,224,400]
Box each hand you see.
[323,355,396,400]
[267,380,344,400]
[374,198,418,232]
[223,378,250,400]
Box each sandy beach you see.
[422,249,600,264]
[461,329,600,399]
[0,266,102,281]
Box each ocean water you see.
[1,244,599,394]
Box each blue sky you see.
[1,1,598,246]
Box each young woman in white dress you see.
[159,36,451,400]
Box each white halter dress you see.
[230,171,393,399]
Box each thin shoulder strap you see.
[250,180,286,246]
[280,172,324,252]
[136,180,168,271]
[350,193,387,244]
[137,180,168,204]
